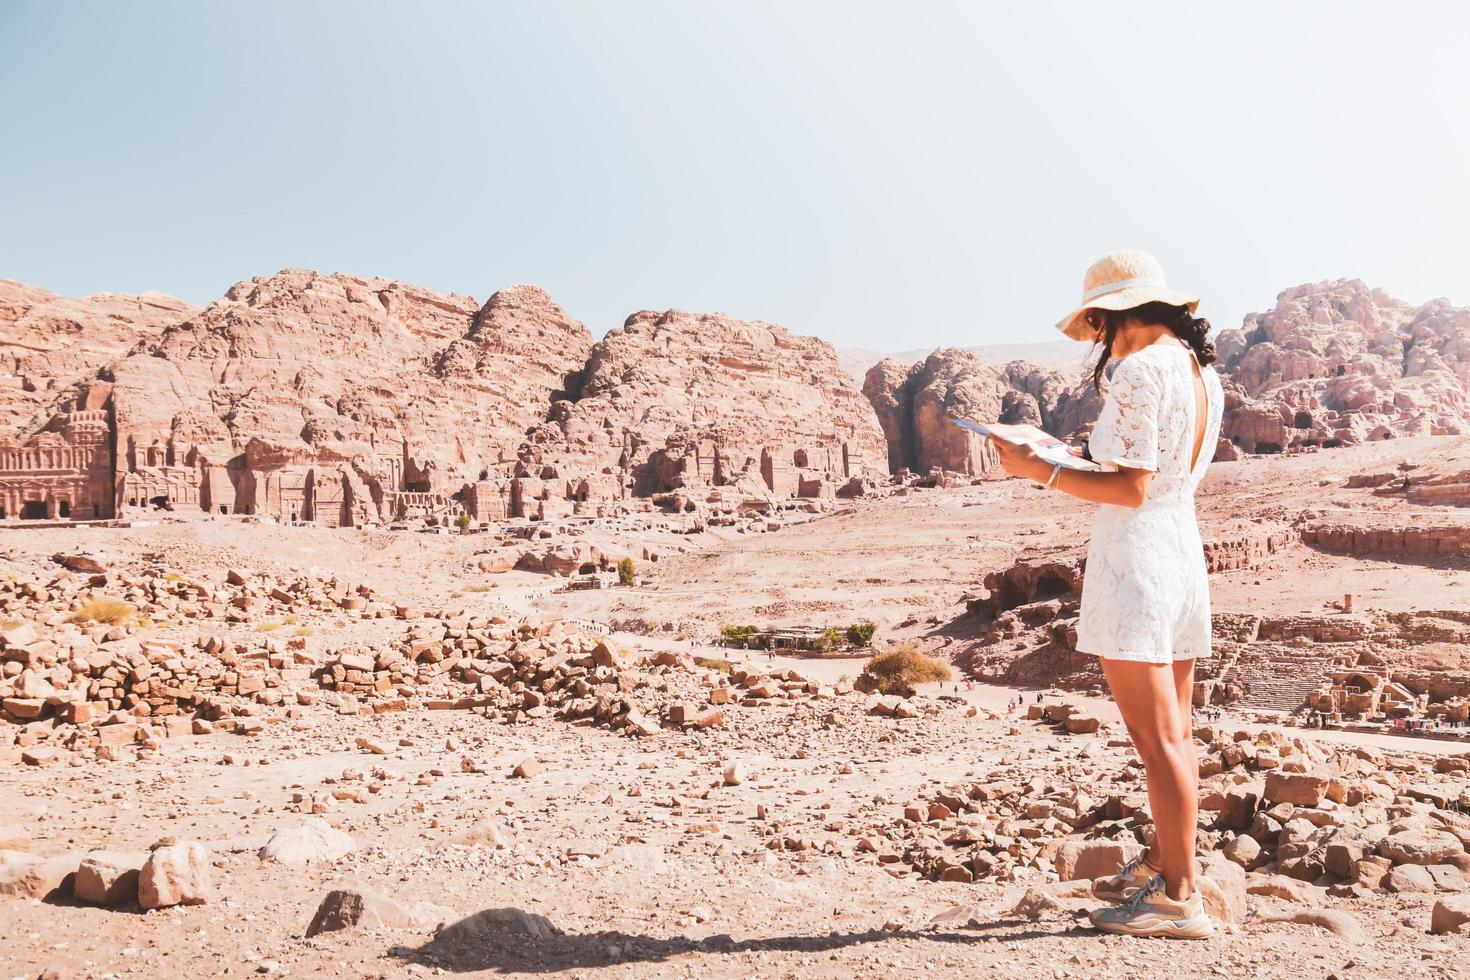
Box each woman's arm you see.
[988,437,1152,508]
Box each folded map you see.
[948,417,1102,471]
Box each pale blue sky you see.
[2,2,1466,348]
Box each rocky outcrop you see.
[519,308,887,511]
[2,272,886,525]
[862,348,1101,475]
[1215,280,1470,452]
[0,280,196,440]
[99,270,592,525]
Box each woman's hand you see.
[988,436,1050,483]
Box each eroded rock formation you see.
[1215,280,1470,452]
[98,269,593,526]
[0,281,199,521]
[861,348,1101,476]
[518,308,887,516]
[1,273,885,525]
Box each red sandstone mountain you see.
[0,271,887,525]
[103,269,592,523]
[862,348,1102,475]
[7,271,1470,526]
[519,308,888,511]
[1216,280,1470,453]
[0,279,197,438]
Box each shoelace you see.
[1108,850,1146,884]
[1117,874,1164,913]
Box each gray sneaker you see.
[1091,849,1158,903]
[1089,876,1215,939]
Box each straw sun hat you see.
[1055,249,1200,341]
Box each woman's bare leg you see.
[1100,658,1199,900]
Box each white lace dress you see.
[1075,341,1224,664]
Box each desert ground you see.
[3,435,1470,979]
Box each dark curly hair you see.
[1086,301,1215,389]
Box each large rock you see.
[305,885,452,937]
[1197,852,1248,927]
[258,817,357,866]
[1431,895,1470,935]
[434,907,562,944]
[0,852,76,900]
[1055,840,1142,882]
[138,840,212,909]
[74,851,148,907]
[1377,829,1464,866]
[1263,772,1330,807]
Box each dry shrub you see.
[66,598,135,626]
[694,656,733,674]
[860,644,951,696]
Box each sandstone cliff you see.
[0,279,197,439]
[862,348,1101,476]
[1,272,886,525]
[102,269,592,524]
[519,308,887,513]
[1215,280,1470,452]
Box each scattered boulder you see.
[1430,896,1470,935]
[434,907,562,945]
[1263,772,1330,807]
[1223,835,1261,869]
[138,840,212,909]
[74,851,147,907]
[1385,864,1437,894]
[0,853,76,900]
[259,818,357,866]
[1264,909,1368,943]
[1055,840,1142,882]
[1246,874,1315,905]
[1197,853,1247,928]
[1010,887,1063,920]
[1377,830,1464,866]
[306,885,451,937]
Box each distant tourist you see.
[991,251,1221,939]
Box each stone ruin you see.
[0,386,113,521]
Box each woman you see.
[989,249,1223,939]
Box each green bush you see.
[455,514,471,531]
[719,624,759,648]
[617,556,636,586]
[818,627,845,651]
[859,644,951,696]
[846,621,877,647]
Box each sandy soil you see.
[3,436,1470,978]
